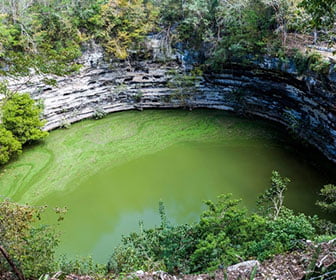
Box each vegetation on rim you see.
[0,0,335,279]
[0,0,335,76]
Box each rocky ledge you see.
[2,239,333,280]
[3,46,336,163]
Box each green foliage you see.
[93,106,107,119]
[0,15,82,75]
[192,193,314,269]
[108,171,321,274]
[0,15,20,53]
[300,0,336,30]
[0,81,13,98]
[156,0,280,58]
[108,218,198,274]
[0,125,22,165]
[58,255,107,276]
[108,203,196,274]
[316,184,336,213]
[0,0,334,75]
[176,0,212,47]
[0,0,95,75]
[248,209,315,260]
[192,195,245,270]
[94,0,158,59]
[2,93,48,144]
[0,0,159,70]
[153,0,215,48]
[309,59,331,75]
[0,83,47,165]
[167,69,202,100]
[307,53,331,75]
[308,215,336,237]
[0,200,60,279]
[257,170,290,220]
[293,50,310,75]
[208,0,277,68]
[250,265,258,280]
[293,50,331,76]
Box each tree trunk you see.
[0,245,26,280]
[314,28,318,44]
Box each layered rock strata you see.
[3,52,336,163]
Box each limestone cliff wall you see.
[3,47,336,163]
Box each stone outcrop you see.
[2,44,336,163]
[55,239,336,280]
[2,240,335,280]
[227,260,260,273]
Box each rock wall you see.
[3,46,336,163]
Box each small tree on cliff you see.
[257,170,291,220]
[2,93,48,144]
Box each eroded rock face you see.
[2,45,336,163]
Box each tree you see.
[95,0,158,59]
[0,126,22,165]
[0,200,60,279]
[191,194,249,270]
[2,93,48,144]
[257,170,291,220]
[316,184,336,213]
[300,0,336,43]
[262,0,289,46]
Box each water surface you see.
[0,109,334,262]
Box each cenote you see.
[0,109,335,262]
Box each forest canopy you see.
[0,0,335,75]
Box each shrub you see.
[0,125,22,165]
[58,256,107,276]
[307,52,331,75]
[316,184,336,213]
[293,51,331,76]
[93,107,107,119]
[0,200,60,279]
[248,209,315,260]
[190,194,252,271]
[108,172,323,274]
[108,204,199,274]
[2,93,48,144]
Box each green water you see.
[0,109,335,262]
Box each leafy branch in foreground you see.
[0,200,60,279]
